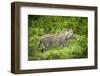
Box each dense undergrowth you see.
[28,15,88,60]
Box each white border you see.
[20,7,95,70]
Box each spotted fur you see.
[39,29,73,52]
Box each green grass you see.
[28,35,87,60]
[28,15,88,60]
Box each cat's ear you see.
[70,28,72,31]
[68,28,72,31]
[67,28,71,31]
